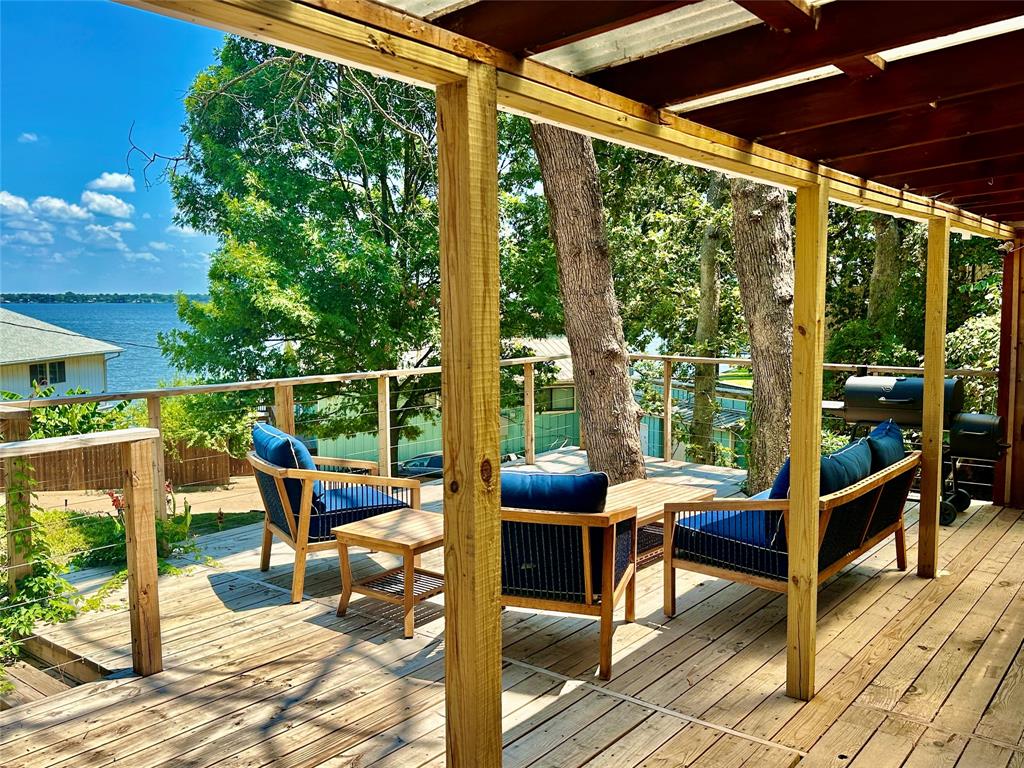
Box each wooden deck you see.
[3,457,1023,767]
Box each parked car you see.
[397,451,521,478]
[397,452,444,478]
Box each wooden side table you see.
[605,479,716,568]
[332,508,445,638]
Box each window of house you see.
[29,360,66,387]
[536,386,575,413]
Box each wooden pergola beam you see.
[733,0,818,33]
[432,0,690,56]
[948,180,1024,206]
[587,1,1024,108]
[918,171,1024,201]
[888,157,1024,196]
[840,126,1024,181]
[765,84,1024,163]
[687,28,1024,139]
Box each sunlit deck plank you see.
[4,453,1024,768]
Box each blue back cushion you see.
[252,423,317,513]
[867,420,906,472]
[768,439,872,499]
[500,471,608,513]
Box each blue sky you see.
[0,1,223,294]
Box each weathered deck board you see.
[2,455,1022,768]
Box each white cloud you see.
[125,251,159,263]
[165,222,200,237]
[17,132,38,144]
[1,229,54,246]
[81,223,130,252]
[86,172,135,193]
[81,190,134,218]
[0,191,31,217]
[111,221,135,231]
[31,196,92,222]
[141,212,152,220]
[148,240,173,251]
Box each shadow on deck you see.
[3,451,1023,768]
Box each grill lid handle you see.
[878,397,914,404]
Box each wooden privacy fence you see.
[0,437,252,493]
[0,415,163,677]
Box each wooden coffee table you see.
[332,508,445,638]
[606,479,715,568]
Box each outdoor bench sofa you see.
[663,420,920,615]
[248,423,421,603]
[501,471,638,680]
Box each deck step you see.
[0,660,73,711]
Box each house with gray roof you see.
[0,308,122,397]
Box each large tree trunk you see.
[530,122,646,484]
[689,175,727,465]
[729,178,794,492]
[867,213,901,335]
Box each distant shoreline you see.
[1,293,207,304]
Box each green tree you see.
[161,39,560,466]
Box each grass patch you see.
[189,510,264,536]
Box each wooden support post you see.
[663,359,673,461]
[437,60,502,768]
[274,384,295,435]
[2,406,32,595]
[787,181,829,701]
[523,362,536,464]
[997,231,1024,507]
[120,437,163,676]
[377,375,392,477]
[919,216,951,578]
[146,397,167,521]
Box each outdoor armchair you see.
[500,471,638,680]
[248,423,421,603]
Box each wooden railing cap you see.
[0,427,160,459]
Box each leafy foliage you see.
[946,311,1001,413]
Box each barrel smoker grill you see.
[826,375,1008,525]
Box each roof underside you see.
[381,0,1024,225]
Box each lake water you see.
[9,303,185,392]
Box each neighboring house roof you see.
[0,308,123,366]
[513,335,574,384]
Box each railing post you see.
[274,384,295,435]
[787,181,829,701]
[2,406,32,595]
[523,362,536,464]
[120,436,163,676]
[919,216,951,578]
[663,359,673,461]
[377,375,392,476]
[146,396,167,521]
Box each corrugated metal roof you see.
[0,308,123,366]
[513,335,574,383]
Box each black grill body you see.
[950,413,1007,462]
[843,376,964,428]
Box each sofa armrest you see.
[313,456,380,475]
[501,504,637,527]
[665,498,790,514]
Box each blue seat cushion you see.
[500,471,608,513]
[252,423,317,514]
[307,483,408,541]
[867,420,906,472]
[768,439,872,499]
[674,510,787,580]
